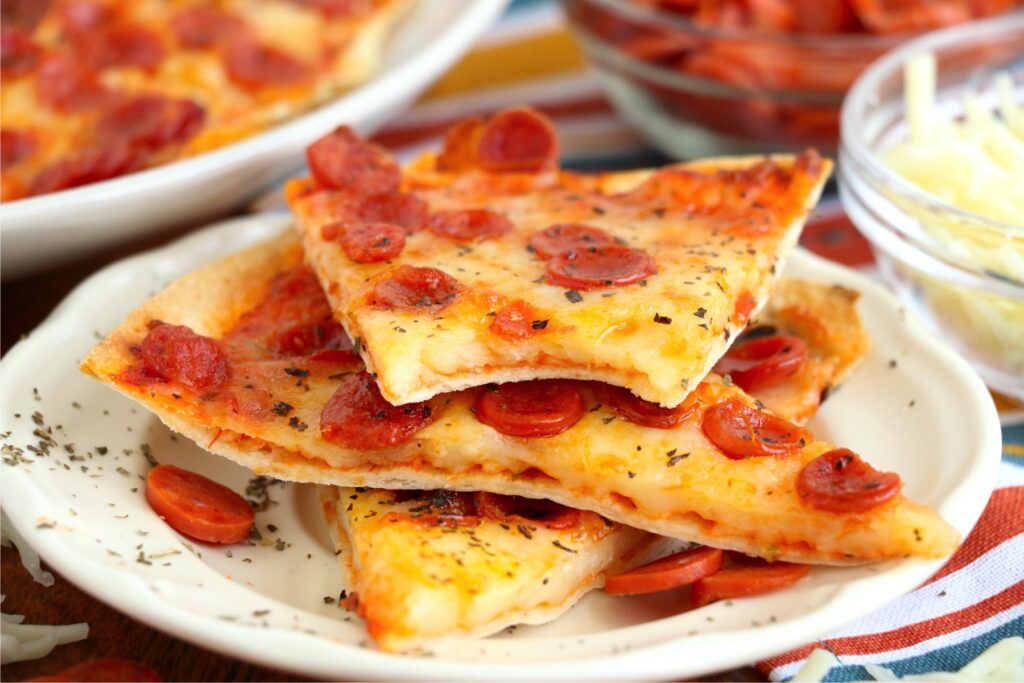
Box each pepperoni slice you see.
[271,317,354,361]
[592,382,697,429]
[224,39,311,89]
[701,397,809,459]
[307,126,400,194]
[369,265,461,312]
[86,25,166,72]
[139,323,229,392]
[353,192,428,234]
[145,465,254,544]
[478,107,559,173]
[338,221,406,263]
[320,371,435,450]
[1,27,40,78]
[714,334,807,392]
[0,129,36,170]
[850,0,971,33]
[57,0,115,38]
[97,96,205,151]
[428,209,512,242]
[30,658,161,682]
[171,7,248,49]
[605,546,724,596]
[490,300,549,341]
[546,245,655,290]
[690,561,810,608]
[734,290,757,322]
[30,142,142,196]
[300,0,377,17]
[35,54,113,113]
[528,223,618,260]
[474,380,586,438]
[436,117,485,172]
[797,448,902,513]
[474,492,581,530]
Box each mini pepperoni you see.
[546,245,655,290]
[271,317,354,360]
[320,371,435,449]
[701,397,809,459]
[369,265,460,312]
[30,142,142,195]
[1,27,40,78]
[86,25,165,72]
[145,465,254,544]
[139,323,229,392]
[490,300,549,341]
[97,96,205,151]
[478,107,559,173]
[691,561,810,608]
[30,658,161,682]
[57,0,114,38]
[428,209,512,242]
[714,334,807,392]
[353,192,428,234]
[224,39,311,89]
[528,223,618,260]
[171,7,248,49]
[797,448,902,513]
[306,126,401,194]
[436,116,485,172]
[339,221,406,263]
[474,380,586,438]
[300,0,377,17]
[35,54,113,113]
[605,546,724,596]
[0,129,36,170]
[474,492,581,530]
[592,383,696,429]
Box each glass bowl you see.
[839,14,1024,399]
[564,0,910,158]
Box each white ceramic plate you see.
[0,215,1002,681]
[0,0,508,280]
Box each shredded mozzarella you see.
[0,510,54,587]
[0,616,89,664]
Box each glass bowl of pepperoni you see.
[563,0,1019,158]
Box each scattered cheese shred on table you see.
[0,509,54,587]
[0,610,90,665]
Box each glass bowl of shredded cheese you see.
[839,14,1024,400]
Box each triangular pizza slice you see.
[287,108,831,407]
[81,235,958,565]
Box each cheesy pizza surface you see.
[288,110,832,407]
[0,0,408,200]
[81,233,959,565]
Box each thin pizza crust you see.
[81,233,959,566]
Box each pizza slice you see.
[320,487,668,653]
[287,108,832,407]
[81,232,959,564]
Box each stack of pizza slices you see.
[82,108,959,652]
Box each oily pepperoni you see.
[139,323,229,392]
[605,546,724,596]
[97,96,205,151]
[145,465,253,544]
[701,397,809,459]
[478,107,559,173]
[545,245,655,290]
[797,448,902,513]
[338,221,406,263]
[271,317,354,361]
[368,265,461,312]
[35,54,113,113]
[29,142,142,196]
[690,561,810,608]
[86,25,166,72]
[714,334,807,392]
[528,223,618,260]
[299,0,376,17]
[306,126,401,194]
[592,382,697,429]
[490,300,549,341]
[1,27,40,78]
[171,7,248,49]
[320,371,435,450]
[474,492,581,530]
[428,209,512,242]
[224,39,311,89]
[30,658,161,682]
[0,129,36,170]
[57,0,115,38]
[474,380,586,438]
[436,116,485,172]
[353,191,428,234]
[850,0,971,32]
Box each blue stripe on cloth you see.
[508,0,552,13]
[1004,424,1024,463]
[808,615,1024,682]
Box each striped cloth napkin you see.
[371,1,1024,678]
